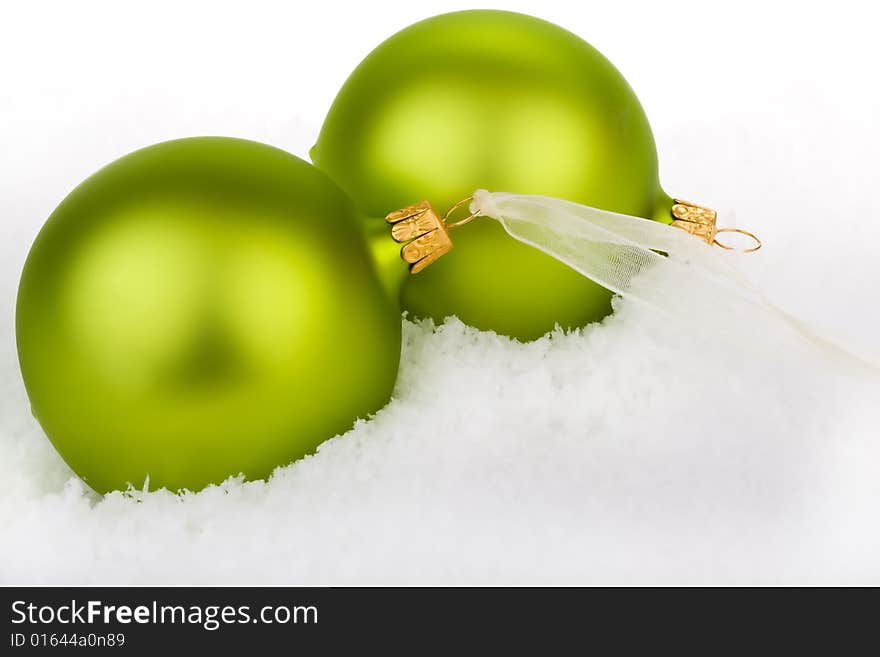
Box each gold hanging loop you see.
[443,196,481,229]
[713,227,762,253]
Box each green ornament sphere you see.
[16,137,402,493]
[312,10,673,341]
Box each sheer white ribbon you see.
[469,189,880,378]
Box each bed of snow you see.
[2,0,878,584]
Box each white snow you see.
[1,0,879,584]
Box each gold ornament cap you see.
[386,197,480,273]
[671,199,761,252]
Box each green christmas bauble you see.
[312,10,673,340]
[16,137,403,493]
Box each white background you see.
[1,0,878,584]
